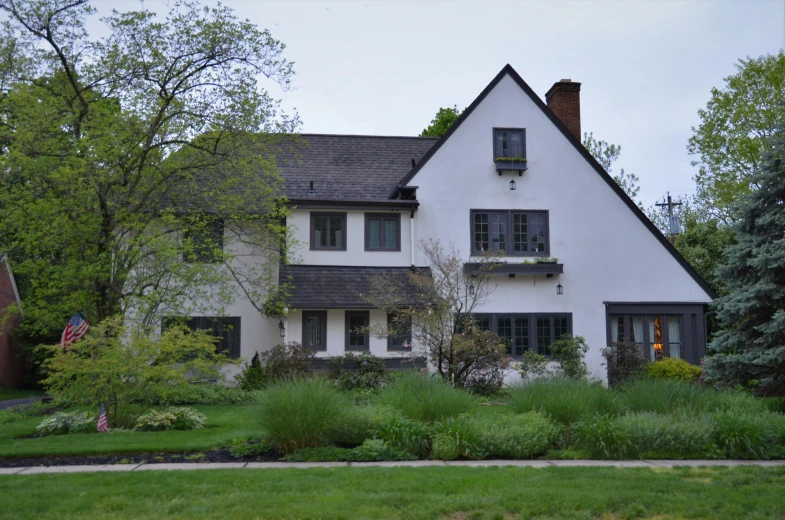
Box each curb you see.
[1,460,782,475]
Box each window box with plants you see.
[464,259,563,275]
[495,156,527,174]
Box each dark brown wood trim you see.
[364,213,402,252]
[310,212,348,251]
[345,310,370,351]
[301,310,327,351]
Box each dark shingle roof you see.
[277,134,437,202]
[279,265,430,309]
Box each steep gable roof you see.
[394,64,716,299]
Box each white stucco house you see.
[178,65,715,381]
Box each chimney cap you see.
[560,78,572,82]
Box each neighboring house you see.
[176,65,714,381]
[0,252,24,388]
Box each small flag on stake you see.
[97,403,108,433]
[60,313,89,348]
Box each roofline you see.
[393,64,717,299]
[0,253,23,316]
[288,199,419,210]
[297,133,439,141]
[283,265,430,271]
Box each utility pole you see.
[655,192,682,243]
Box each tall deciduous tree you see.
[0,0,298,336]
[420,105,462,137]
[582,132,641,205]
[703,125,785,395]
[688,52,785,224]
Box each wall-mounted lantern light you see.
[469,283,475,296]
[509,179,516,191]
[556,283,563,295]
[278,320,286,337]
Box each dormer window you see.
[494,128,527,175]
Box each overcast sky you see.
[97,0,785,207]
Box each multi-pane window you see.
[472,210,548,256]
[184,218,224,263]
[609,314,682,360]
[311,213,346,250]
[387,312,412,350]
[162,316,240,358]
[366,214,400,251]
[494,129,526,159]
[302,311,327,351]
[458,313,570,359]
[345,311,370,351]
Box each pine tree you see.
[704,126,785,395]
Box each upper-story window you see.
[494,128,526,159]
[184,218,224,263]
[471,210,548,256]
[311,212,347,251]
[365,213,401,251]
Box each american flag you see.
[60,313,89,348]
[97,403,108,433]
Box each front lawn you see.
[0,405,258,458]
[1,466,784,519]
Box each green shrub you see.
[431,416,486,460]
[142,384,256,405]
[282,446,354,462]
[618,379,763,414]
[711,410,777,459]
[550,334,589,380]
[613,412,714,459]
[235,353,266,391]
[374,416,432,458]
[602,342,649,388]
[228,438,270,459]
[478,412,561,459]
[328,352,389,391]
[508,378,623,425]
[517,351,550,379]
[134,407,206,431]
[646,358,702,382]
[331,404,399,446]
[258,342,314,384]
[573,414,630,459]
[0,397,73,425]
[259,378,349,453]
[380,374,478,423]
[352,439,415,462]
[36,411,96,436]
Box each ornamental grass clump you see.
[618,378,764,415]
[477,412,561,459]
[613,412,715,459]
[507,378,623,425]
[380,374,478,423]
[259,378,349,453]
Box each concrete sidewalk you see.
[1,459,783,475]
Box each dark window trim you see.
[364,213,402,252]
[310,212,347,251]
[492,127,527,159]
[470,312,572,359]
[387,312,412,351]
[604,303,707,365]
[162,316,241,359]
[302,310,328,351]
[345,311,370,351]
[470,209,550,257]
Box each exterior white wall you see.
[288,209,412,266]
[409,73,713,381]
[283,309,413,360]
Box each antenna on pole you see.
[655,191,683,243]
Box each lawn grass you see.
[1,466,784,519]
[0,389,45,401]
[0,405,258,458]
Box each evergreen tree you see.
[704,125,785,395]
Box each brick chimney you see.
[545,79,581,140]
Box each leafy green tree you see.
[688,52,785,224]
[672,216,736,296]
[39,317,228,427]
[0,0,297,337]
[582,132,641,204]
[703,125,785,395]
[420,105,462,137]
